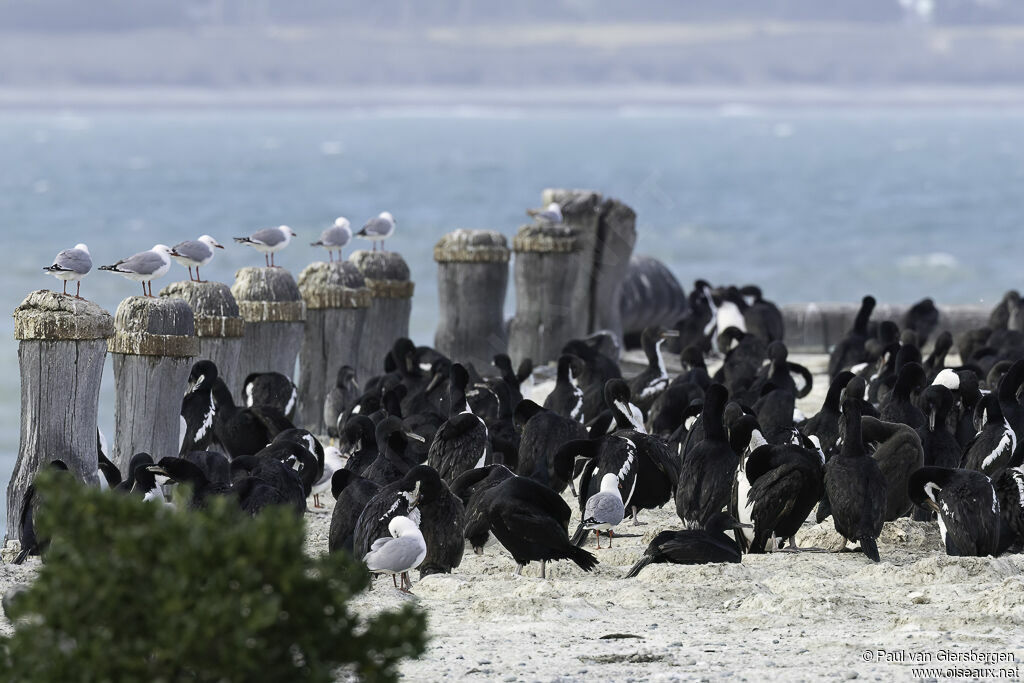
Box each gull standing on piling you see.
[356,212,395,252]
[311,217,352,262]
[43,243,92,299]
[98,244,173,297]
[527,202,563,224]
[169,235,224,282]
[233,225,296,267]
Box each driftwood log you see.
[160,280,244,388]
[433,230,509,369]
[542,189,637,342]
[296,261,371,434]
[109,296,198,469]
[781,303,990,353]
[351,251,414,382]
[619,255,689,344]
[507,224,581,366]
[7,291,113,540]
[230,267,306,404]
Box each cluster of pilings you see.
[5,246,415,539]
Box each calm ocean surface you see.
[1,106,1023,526]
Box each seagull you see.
[571,473,626,549]
[356,212,396,252]
[233,225,296,267]
[169,235,224,282]
[311,217,352,263]
[363,515,427,593]
[311,446,346,508]
[43,243,92,299]
[527,202,563,224]
[98,244,173,297]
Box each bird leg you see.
[781,535,828,553]
[62,281,68,296]
[196,267,204,283]
[75,281,83,300]
[392,574,398,588]
[631,507,648,526]
[540,560,546,579]
[313,494,323,508]
[609,529,613,548]
[264,253,270,268]
[188,266,194,281]
[514,564,524,577]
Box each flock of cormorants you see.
[13,277,1024,594]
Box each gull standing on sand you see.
[43,243,92,299]
[98,244,173,297]
[356,212,395,252]
[169,235,224,282]
[233,225,296,267]
[527,202,563,224]
[363,515,427,592]
[571,473,625,549]
[311,217,352,262]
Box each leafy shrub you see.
[0,472,427,682]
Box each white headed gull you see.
[98,244,172,297]
[233,225,296,267]
[356,212,395,252]
[169,235,224,282]
[311,217,352,262]
[43,243,92,299]
[363,515,426,592]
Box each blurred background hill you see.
[3,0,1024,103]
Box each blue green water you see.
[2,106,1024,527]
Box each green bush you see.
[0,472,427,682]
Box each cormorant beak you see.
[403,431,427,443]
[734,522,754,529]
[426,373,444,394]
[660,330,680,339]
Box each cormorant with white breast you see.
[909,466,1001,557]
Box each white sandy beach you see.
[4,354,1024,681]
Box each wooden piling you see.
[433,229,510,369]
[542,189,637,343]
[507,223,581,366]
[230,267,306,403]
[7,291,113,540]
[160,280,245,389]
[350,251,414,382]
[296,261,371,435]
[109,296,198,469]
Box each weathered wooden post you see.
[296,261,371,435]
[160,280,245,388]
[542,189,601,335]
[351,251,414,382]
[230,267,306,402]
[591,198,637,339]
[109,296,198,469]
[7,291,113,539]
[507,223,581,366]
[433,229,510,369]
[541,189,638,343]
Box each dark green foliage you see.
[0,472,427,682]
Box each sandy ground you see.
[4,354,1024,681]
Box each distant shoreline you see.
[5,85,1024,110]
